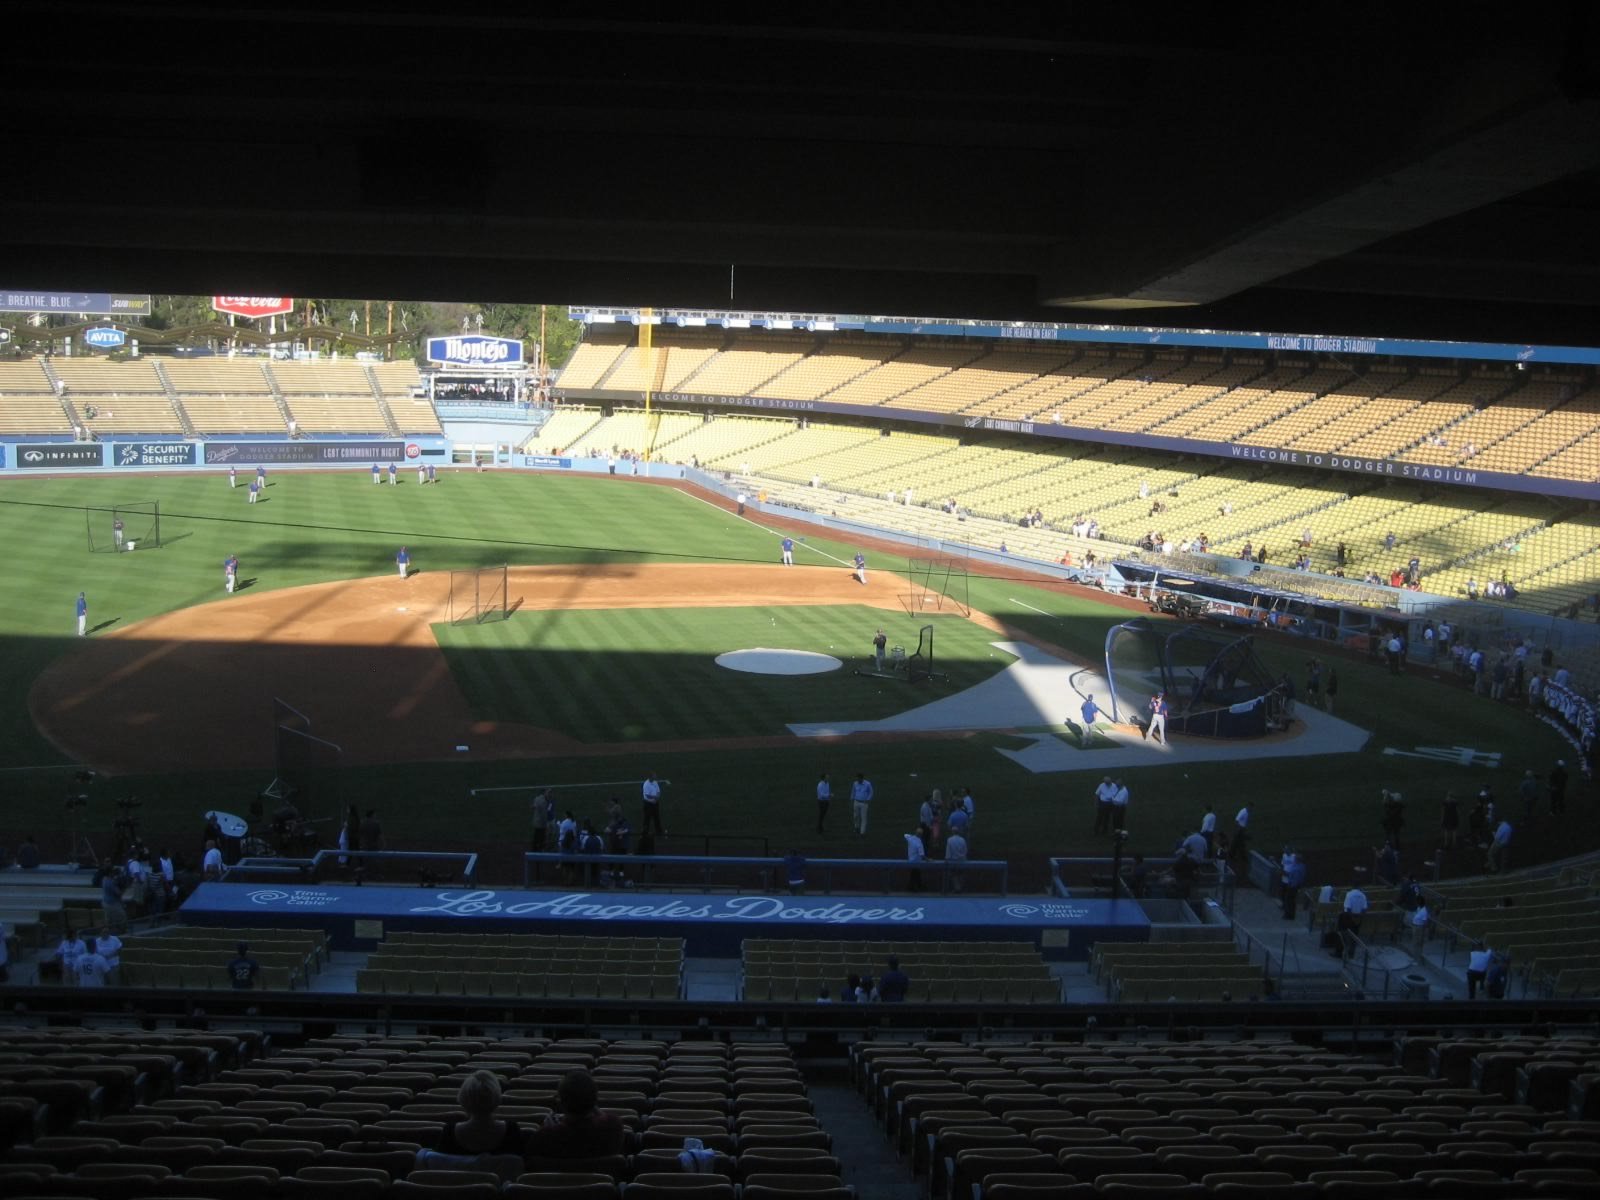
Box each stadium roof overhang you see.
[2,4,1599,345]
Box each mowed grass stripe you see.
[624,605,758,737]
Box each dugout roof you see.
[4,5,1599,345]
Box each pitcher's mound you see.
[716,648,843,675]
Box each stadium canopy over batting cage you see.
[1104,618,1285,737]
[86,501,160,552]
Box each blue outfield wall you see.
[0,436,451,475]
[181,883,1151,959]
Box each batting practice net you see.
[450,564,510,625]
[907,624,941,682]
[85,500,161,553]
[903,556,971,617]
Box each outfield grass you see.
[434,604,1013,741]
[0,470,1587,887]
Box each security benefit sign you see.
[16,444,104,469]
[115,441,197,467]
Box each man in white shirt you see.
[202,840,224,881]
[815,773,831,835]
[1093,777,1116,835]
[850,773,874,834]
[1343,886,1369,918]
[95,926,123,979]
[1179,830,1208,862]
[641,773,665,836]
[1554,664,1571,687]
[1235,804,1251,833]
[75,938,111,987]
[1200,806,1218,854]
[1467,943,1494,999]
[957,788,975,829]
[1110,780,1130,830]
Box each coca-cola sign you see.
[212,296,295,319]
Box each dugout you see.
[1104,618,1285,738]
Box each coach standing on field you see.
[397,546,410,578]
[641,773,665,837]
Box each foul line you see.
[1009,597,1057,618]
[471,779,667,797]
[681,491,855,568]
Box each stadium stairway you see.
[805,1065,923,1199]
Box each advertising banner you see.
[0,291,151,316]
[522,455,572,469]
[203,440,407,465]
[15,444,104,469]
[82,327,128,349]
[212,296,295,319]
[114,442,197,467]
[427,334,524,366]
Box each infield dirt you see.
[30,562,1075,773]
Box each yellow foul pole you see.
[639,308,654,414]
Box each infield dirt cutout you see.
[31,563,1024,773]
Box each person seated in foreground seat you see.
[415,1068,528,1180]
[525,1067,626,1160]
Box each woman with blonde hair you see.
[415,1068,526,1179]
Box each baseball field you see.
[0,468,1586,887]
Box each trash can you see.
[1401,972,1430,1000]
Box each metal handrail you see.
[223,849,478,886]
[520,852,1008,895]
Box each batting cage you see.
[449,564,510,625]
[1104,617,1285,737]
[85,500,161,553]
[903,556,971,617]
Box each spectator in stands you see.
[605,809,632,886]
[1280,849,1306,919]
[99,860,128,932]
[1466,941,1494,998]
[1440,791,1460,849]
[839,973,861,1003]
[228,942,259,989]
[529,790,551,853]
[74,936,111,987]
[55,927,85,983]
[526,1069,625,1160]
[1485,952,1509,999]
[1239,542,1253,561]
[96,925,122,980]
[878,956,910,1002]
[1300,527,1313,548]
[1519,769,1539,823]
[1374,840,1401,886]
[1487,816,1513,873]
[418,1069,530,1180]
[16,834,39,869]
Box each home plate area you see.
[787,640,1371,773]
